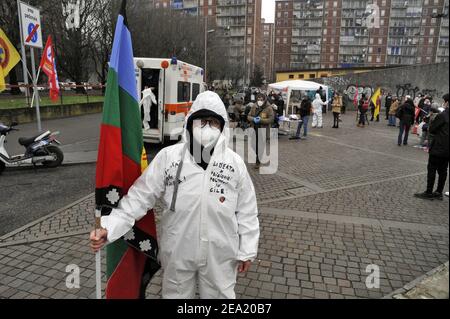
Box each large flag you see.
[0,28,21,92]
[372,87,382,119]
[95,0,160,299]
[39,36,60,101]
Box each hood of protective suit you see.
[183,91,230,148]
[314,93,322,101]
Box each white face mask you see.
[193,125,221,148]
[257,101,264,107]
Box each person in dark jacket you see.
[357,94,369,127]
[290,95,312,140]
[396,96,416,146]
[385,92,393,120]
[415,93,449,200]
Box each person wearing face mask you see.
[139,86,157,131]
[247,93,275,169]
[312,93,329,128]
[415,93,449,201]
[90,91,259,299]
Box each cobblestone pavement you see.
[0,113,448,299]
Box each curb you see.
[0,229,90,248]
[2,161,96,172]
[0,193,95,241]
[382,261,449,299]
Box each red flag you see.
[39,36,60,101]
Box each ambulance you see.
[134,57,206,144]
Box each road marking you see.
[260,207,449,234]
[258,171,428,205]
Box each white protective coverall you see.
[139,88,157,130]
[312,93,327,128]
[101,91,260,299]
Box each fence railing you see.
[0,83,105,109]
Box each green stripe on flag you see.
[106,240,129,279]
[101,69,121,128]
[118,87,143,165]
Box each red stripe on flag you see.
[122,154,142,194]
[96,124,124,189]
[106,246,147,299]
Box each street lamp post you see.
[204,16,215,84]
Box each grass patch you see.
[0,95,104,109]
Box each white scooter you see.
[0,122,64,174]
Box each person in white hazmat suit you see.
[90,91,260,299]
[139,86,157,131]
[311,93,328,128]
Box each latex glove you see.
[253,117,261,124]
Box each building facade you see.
[151,0,264,85]
[261,19,276,83]
[274,0,449,71]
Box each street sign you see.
[19,2,42,48]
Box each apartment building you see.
[151,0,264,84]
[274,0,449,71]
[261,19,276,83]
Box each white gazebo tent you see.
[268,80,330,116]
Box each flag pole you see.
[29,66,41,109]
[95,209,102,299]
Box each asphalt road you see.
[0,114,170,236]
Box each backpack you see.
[362,100,369,111]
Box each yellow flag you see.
[0,27,21,92]
[372,88,382,119]
[141,147,148,172]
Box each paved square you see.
[0,113,448,299]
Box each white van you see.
[134,57,205,144]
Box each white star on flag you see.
[106,189,120,205]
[123,229,135,241]
[139,240,152,252]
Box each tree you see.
[40,0,109,93]
[250,64,264,88]
[90,0,115,92]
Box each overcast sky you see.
[261,0,275,23]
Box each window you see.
[177,82,191,102]
[309,74,316,78]
[192,83,200,101]
[378,38,383,45]
[289,74,294,79]
[298,74,304,79]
